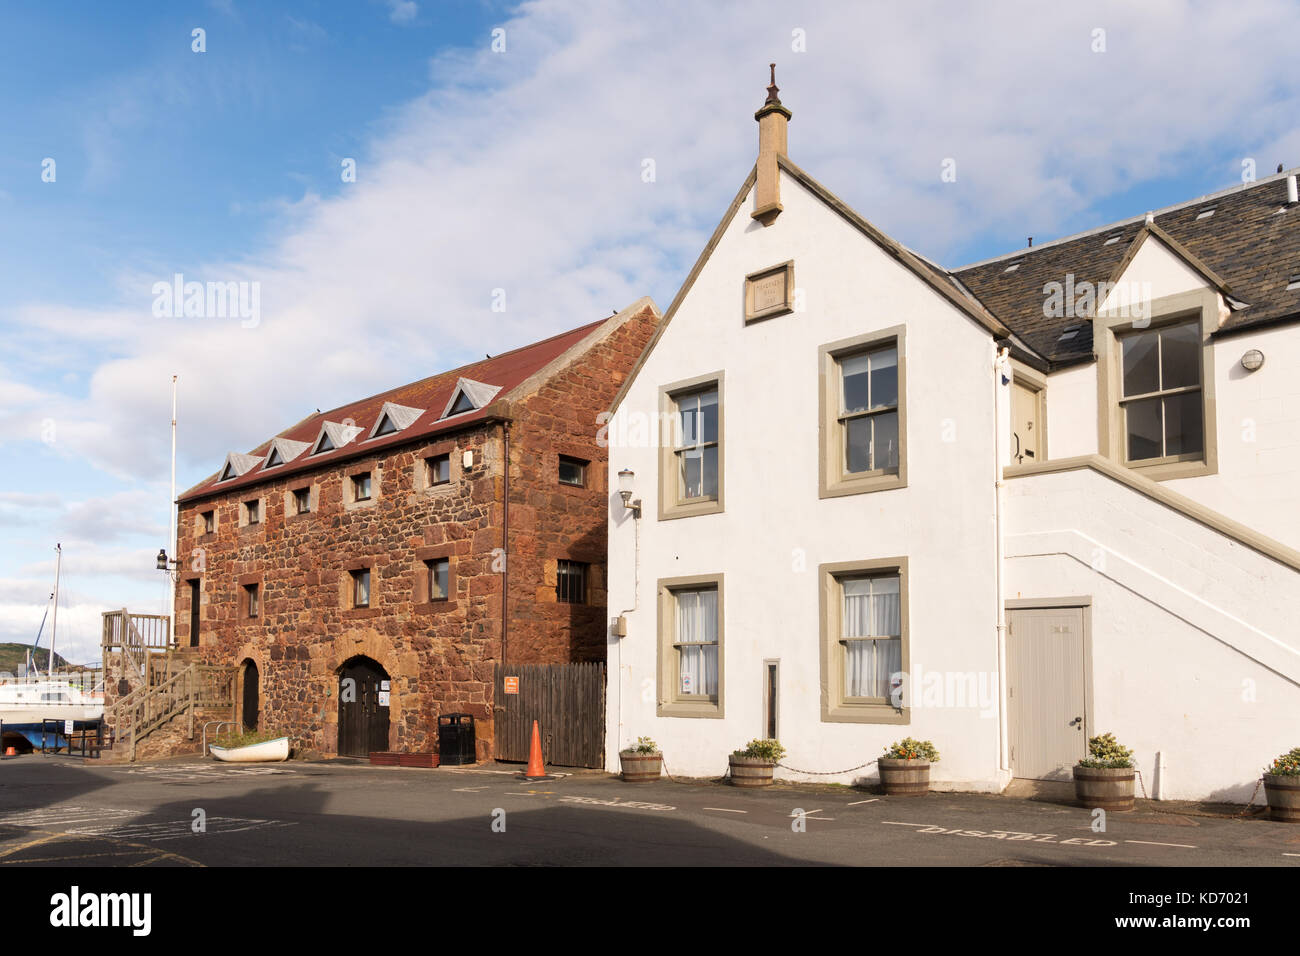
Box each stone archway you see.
[323,628,405,756]
[239,658,260,731]
[336,655,391,757]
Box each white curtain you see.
[843,576,900,699]
[677,588,718,696]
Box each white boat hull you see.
[210,737,290,762]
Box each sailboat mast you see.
[50,542,61,674]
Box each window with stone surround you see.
[293,487,311,514]
[244,583,260,618]
[658,372,724,520]
[351,568,371,608]
[352,472,371,502]
[819,326,907,499]
[426,453,450,486]
[427,557,449,602]
[819,557,910,724]
[656,574,724,718]
[558,455,587,487]
[244,499,261,525]
[556,560,588,604]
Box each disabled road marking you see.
[882,820,1117,847]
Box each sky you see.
[2,0,1299,666]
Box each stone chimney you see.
[752,63,791,226]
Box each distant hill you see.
[0,643,77,675]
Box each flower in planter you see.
[883,737,939,762]
[1077,732,1134,769]
[626,736,660,755]
[1265,747,1300,776]
[732,738,786,763]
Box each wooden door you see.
[188,580,201,648]
[241,660,259,732]
[338,657,390,757]
[1007,607,1086,780]
[1011,381,1042,465]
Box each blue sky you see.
[2,0,1299,664]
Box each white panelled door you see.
[1007,607,1087,780]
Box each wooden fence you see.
[493,662,605,768]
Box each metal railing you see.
[101,609,172,683]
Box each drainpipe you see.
[500,420,510,668]
[993,345,1011,774]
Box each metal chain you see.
[776,757,879,776]
[1237,778,1265,818]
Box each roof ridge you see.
[306,316,607,423]
[955,166,1300,271]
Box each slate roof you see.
[179,316,611,503]
[954,169,1300,365]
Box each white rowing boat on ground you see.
[210,736,290,762]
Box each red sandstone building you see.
[171,299,658,762]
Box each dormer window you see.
[366,402,424,441]
[316,434,335,453]
[311,421,363,456]
[266,447,284,467]
[439,378,502,420]
[221,462,237,481]
[218,451,263,482]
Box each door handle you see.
[1069,716,1082,727]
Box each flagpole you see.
[170,375,178,646]
[50,542,61,674]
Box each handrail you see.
[110,660,236,761]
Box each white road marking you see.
[452,787,490,793]
[846,799,879,806]
[882,820,926,826]
[559,795,675,811]
[1284,853,1300,857]
[1124,839,1197,849]
[881,820,1116,847]
[703,807,747,814]
[790,809,824,816]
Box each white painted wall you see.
[1165,324,1300,550]
[1045,362,1098,458]
[1004,466,1300,801]
[606,170,1006,791]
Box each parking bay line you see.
[1124,839,1197,849]
[703,807,747,814]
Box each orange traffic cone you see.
[4,747,14,757]
[523,720,546,780]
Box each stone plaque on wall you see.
[744,260,794,322]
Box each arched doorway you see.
[240,659,260,732]
[337,656,390,757]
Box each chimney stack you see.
[1287,173,1298,205]
[752,63,791,226]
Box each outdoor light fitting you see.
[617,468,642,519]
[1241,349,1265,372]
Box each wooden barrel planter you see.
[1073,766,1136,811]
[620,752,663,783]
[1263,774,1300,822]
[729,755,777,788]
[878,758,930,796]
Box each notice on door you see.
[503,676,519,695]
[377,691,390,707]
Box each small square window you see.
[202,510,214,534]
[556,560,588,604]
[245,583,260,618]
[351,568,371,608]
[558,455,587,487]
[427,454,450,486]
[427,558,450,602]
[245,500,260,525]
[293,488,311,514]
[352,473,371,502]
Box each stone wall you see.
[170,306,658,762]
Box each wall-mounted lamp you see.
[156,548,179,572]
[1241,349,1265,372]
[617,468,642,519]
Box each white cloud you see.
[4,0,1300,644]
[387,1,417,25]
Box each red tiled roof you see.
[179,318,607,503]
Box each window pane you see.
[677,397,698,447]
[1164,391,1203,456]
[701,444,718,498]
[430,559,449,600]
[1160,323,1200,389]
[430,455,449,483]
[679,645,718,696]
[1126,396,1163,461]
[355,571,370,606]
[872,412,899,472]
[1121,332,1160,396]
[869,348,898,409]
[558,457,585,486]
[845,638,901,699]
[699,390,718,444]
[841,354,870,413]
[843,575,901,638]
[845,416,872,473]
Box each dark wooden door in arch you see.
[241,660,259,732]
[337,656,390,757]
